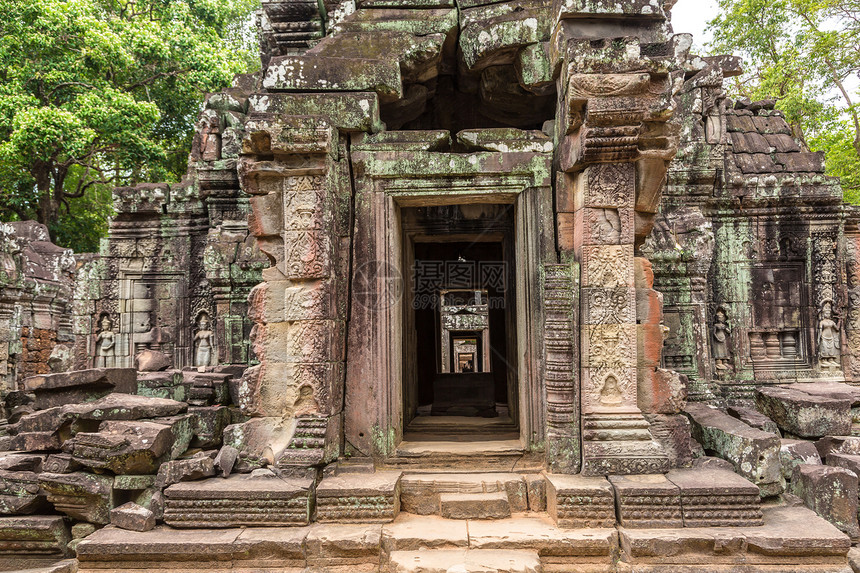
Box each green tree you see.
[707,0,860,201]
[0,0,259,251]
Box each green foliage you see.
[809,120,860,202]
[52,181,113,254]
[707,0,860,203]
[0,0,260,250]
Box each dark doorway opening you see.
[401,205,518,441]
[413,242,508,413]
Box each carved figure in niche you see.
[594,209,621,243]
[193,312,214,369]
[712,308,732,371]
[294,385,319,415]
[599,374,623,406]
[818,301,841,370]
[94,314,116,368]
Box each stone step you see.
[384,440,529,472]
[440,492,511,520]
[315,471,402,523]
[404,416,519,440]
[548,468,763,529]
[387,549,541,573]
[400,472,530,515]
[0,516,71,559]
[1,559,77,573]
[69,505,850,572]
[162,474,314,528]
[379,513,617,564]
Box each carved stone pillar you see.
[844,211,860,383]
[239,115,349,469]
[555,26,688,474]
[575,164,669,475]
[544,262,580,473]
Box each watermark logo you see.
[353,260,404,311]
[353,259,509,311]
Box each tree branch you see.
[123,68,189,91]
[48,82,96,100]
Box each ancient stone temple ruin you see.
[6,0,860,571]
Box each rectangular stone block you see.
[576,163,636,209]
[581,368,637,415]
[666,467,763,527]
[400,473,528,516]
[248,93,381,134]
[556,171,576,213]
[381,514,468,552]
[263,56,402,103]
[163,475,313,528]
[233,527,308,567]
[388,549,541,573]
[582,324,636,369]
[466,516,618,562]
[684,402,783,497]
[305,523,382,567]
[546,474,615,528]
[574,207,635,248]
[557,212,575,252]
[581,287,636,325]
[24,368,137,409]
[581,437,671,476]
[316,471,402,523]
[756,386,853,439]
[76,525,240,565]
[0,515,71,557]
[136,370,188,402]
[790,464,859,539]
[609,474,683,528]
[39,472,115,525]
[439,492,511,520]
[0,469,45,515]
[581,244,635,288]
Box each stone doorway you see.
[344,135,553,462]
[402,205,519,441]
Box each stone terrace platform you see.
[71,506,850,573]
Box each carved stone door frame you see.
[345,143,554,460]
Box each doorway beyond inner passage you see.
[402,205,518,441]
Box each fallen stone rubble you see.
[0,367,858,572]
[685,380,860,542]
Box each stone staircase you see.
[53,465,854,572]
[399,473,530,517]
[382,439,535,472]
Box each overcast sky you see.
[671,0,720,50]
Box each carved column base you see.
[276,415,340,470]
[582,413,670,475]
[582,438,671,476]
[583,413,654,442]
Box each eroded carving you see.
[818,300,841,371]
[94,314,116,369]
[712,308,732,371]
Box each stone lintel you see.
[263,56,403,103]
[248,93,383,134]
[556,0,668,21]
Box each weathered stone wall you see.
[650,56,853,405]
[0,222,75,394]
[70,81,267,373]
[3,0,860,483]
